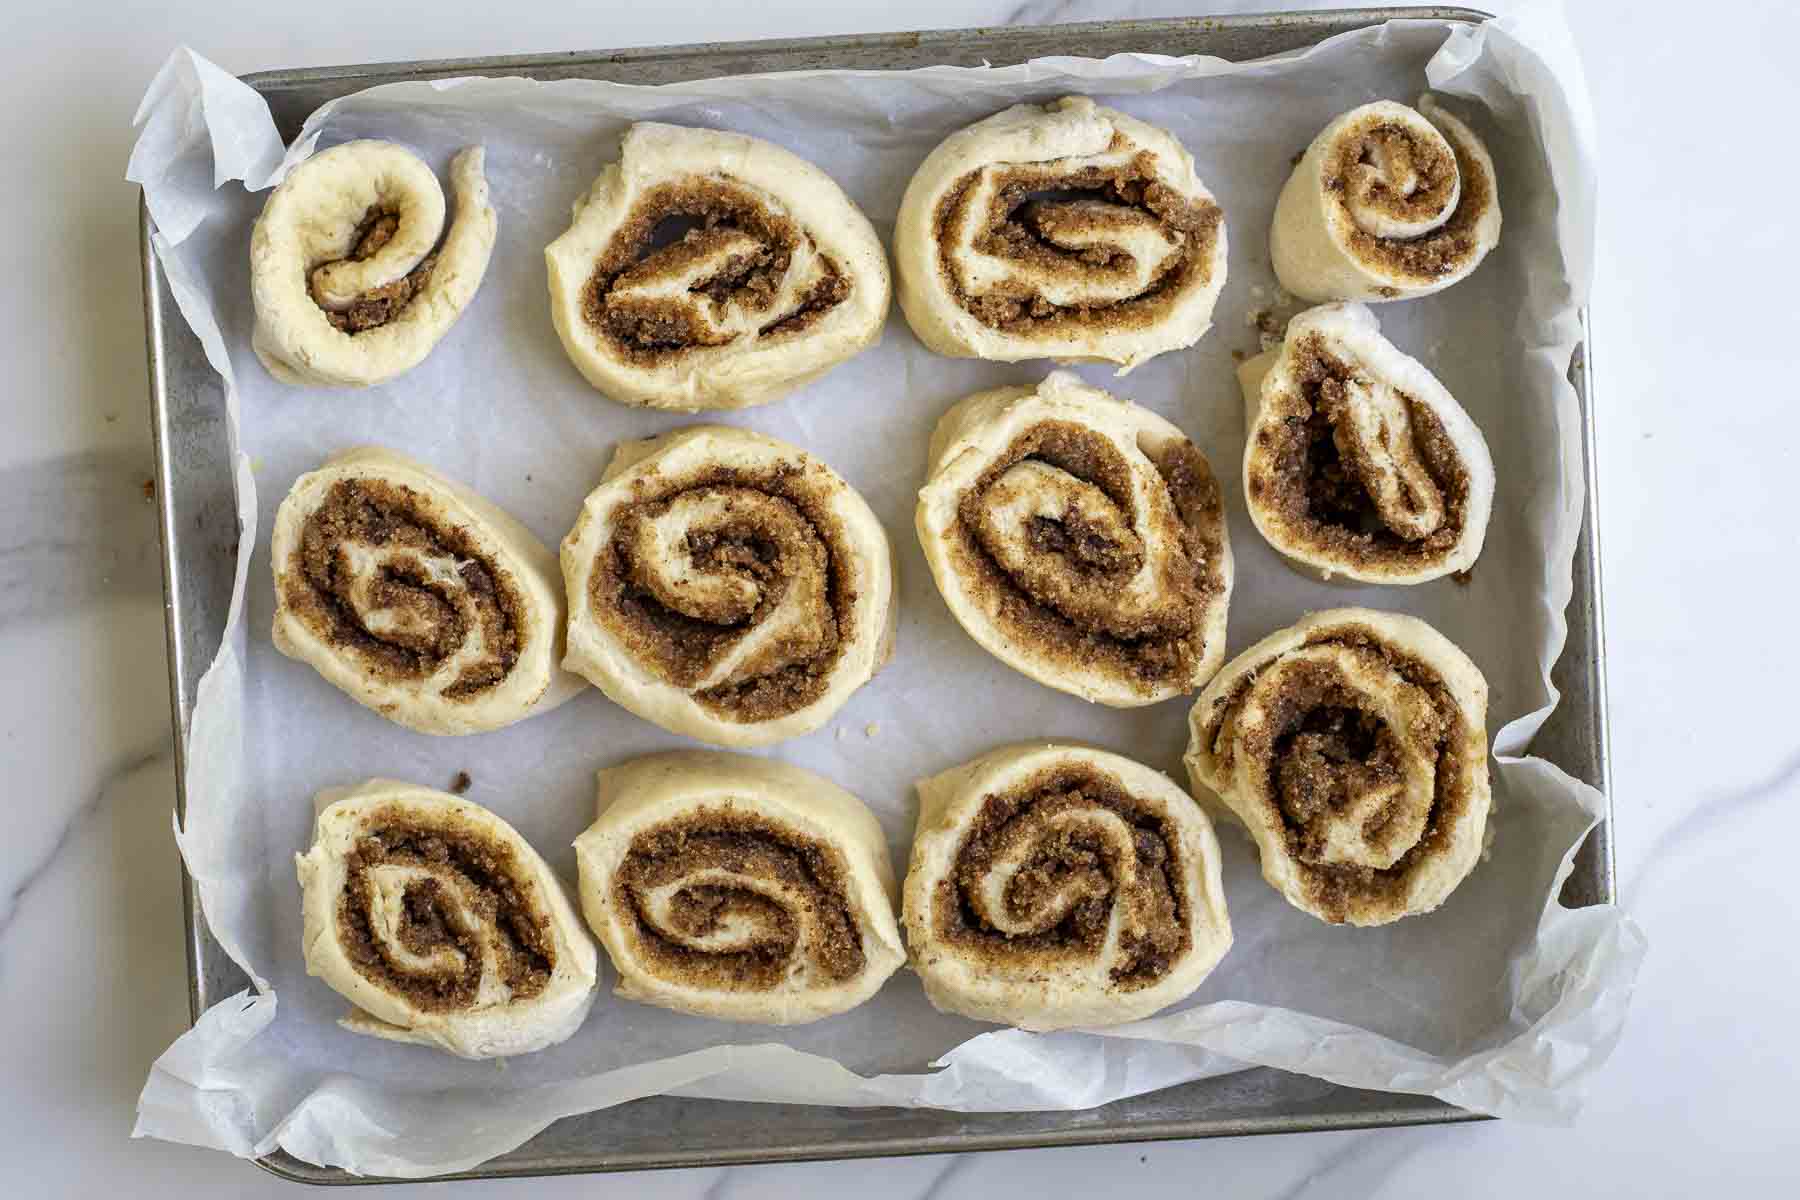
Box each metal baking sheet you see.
[141,7,1613,1184]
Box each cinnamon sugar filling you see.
[1248,335,1470,571]
[587,464,856,723]
[282,479,524,698]
[949,420,1226,693]
[933,146,1223,334]
[308,207,439,334]
[1212,626,1475,924]
[933,765,1190,989]
[337,809,555,1010]
[581,178,848,364]
[614,809,864,991]
[1324,117,1493,282]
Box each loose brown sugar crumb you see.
[950,421,1224,694]
[280,478,523,697]
[1219,626,1474,924]
[337,809,555,1009]
[308,208,438,334]
[1250,335,1470,572]
[587,463,852,725]
[1323,116,1494,283]
[580,177,849,363]
[935,764,1190,989]
[933,147,1222,336]
[615,808,865,991]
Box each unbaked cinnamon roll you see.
[573,751,905,1024]
[271,447,581,735]
[895,96,1227,370]
[295,778,599,1059]
[917,371,1232,706]
[1239,303,1494,584]
[545,123,890,411]
[561,427,896,747]
[251,140,496,387]
[1185,608,1492,926]
[1271,96,1501,302]
[903,742,1232,1030]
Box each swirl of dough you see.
[573,751,905,1024]
[902,743,1232,1030]
[294,779,599,1059]
[895,96,1227,371]
[561,427,895,747]
[917,370,1232,706]
[250,141,496,387]
[271,448,582,735]
[545,123,890,411]
[1185,608,1492,926]
[1239,303,1494,584]
[1271,96,1501,302]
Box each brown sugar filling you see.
[281,478,524,698]
[308,208,439,334]
[587,463,855,723]
[615,809,865,991]
[1210,626,1474,924]
[581,177,848,364]
[933,764,1191,989]
[1324,117,1494,283]
[337,809,555,1010]
[1249,335,1470,572]
[933,144,1223,334]
[949,420,1226,694]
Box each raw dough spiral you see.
[1271,96,1501,302]
[271,447,582,735]
[573,751,905,1024]
[1239,302,1494,584]
[903,742,1232,1030]
[251,140,496,387]
[895,96,1227,371]
[561,427,896,747]
[545,123,890,410]
[1184,608,1492,926]
[295,779,599,1059]
[917,370,1232,706]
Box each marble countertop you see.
[7,0,1794,1194]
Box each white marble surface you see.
[5,0,1794,1193]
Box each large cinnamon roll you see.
[295,779,599,1059]
[561,427,895,747]
[895,96,1227,370]
[1185,608,1492,926]
[1239,303,1494,584]
[1271,96,1501,303]
[251,141,496,387]
[573,751,905,1024]
[545,123,890,411]
[917,371,1232,706]
[903,743,1232,1031]
[271,447,581,735]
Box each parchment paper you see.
[129,3,1645,1178]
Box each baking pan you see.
[141,7,1614,1184]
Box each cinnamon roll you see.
[1239,303,1494,584]
[561,427,896,747]
[1184,608,1492,926]
[1271,96,1501,302]
[271,447,581,735]
[295,779,599,1059]
[573,751,905,1024]
[917,371,1232,706]
[903,743,1232,1030]
[251,141,496,387]
[545,123,890,411]
[895,96,1227,370]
